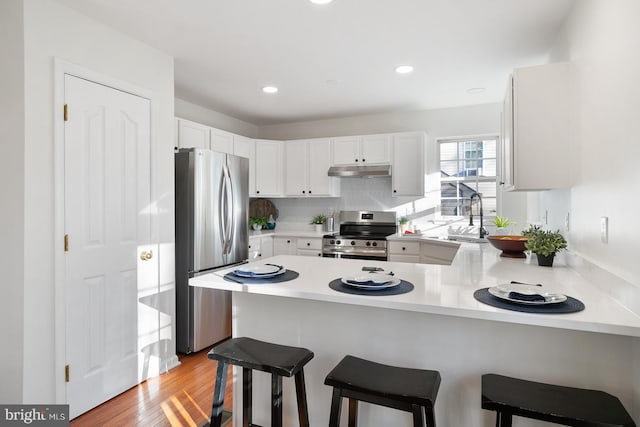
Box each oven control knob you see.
[372,242,377,247]
[336,240,341,245]
[366,241,371,246]
[350,241,355,246]
[329,239,335,244]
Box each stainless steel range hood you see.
[327,164,391,177]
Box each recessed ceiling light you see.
[309,0,334,4]
[395,65,414,74]
[262,86,278,94]
[466,87,486,94]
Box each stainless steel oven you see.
[322,211,397,260]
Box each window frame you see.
[437,135,499,219]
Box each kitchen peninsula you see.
[191,245,640,426]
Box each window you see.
[439,137,497,217]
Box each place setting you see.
[329,267,414,296]
[473,281,585,314]
[223,263,299,284]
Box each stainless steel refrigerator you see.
[175,148,249,353]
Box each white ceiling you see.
[57,0,575,126]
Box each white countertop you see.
[191,244,640,338]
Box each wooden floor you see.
[70,349,233,427]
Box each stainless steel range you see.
[322,211,397,260]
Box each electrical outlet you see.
[600,217,608,243]
[565,212,570,231]
[544,210,548,225]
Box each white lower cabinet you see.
[388,241,421,263]
[248,236,273,261]
[388,239,460,265]
[296,238,323,257]
[273,237,297,256]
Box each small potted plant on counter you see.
[249,216,268,231]
[310,214,326,232]
[523,226,567,267]
[493,216,515,235]
[399,217,409,234]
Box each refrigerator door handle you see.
[219,160,234,256]
[225,162,235,254]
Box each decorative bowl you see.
[487,235,529,258]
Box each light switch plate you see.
[600,216,608,243]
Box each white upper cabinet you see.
[284,139,338,197]
[254,140,283,197]
[210,128,234,154]
[331,135,391,165]
[233,135,256,196]
[176,118,210,149]
[392,132,425,197]
[501,62,575,191]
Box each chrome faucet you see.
[468,192,488,238]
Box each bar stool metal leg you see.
[210,362,228,427]
[242,367,252,427]
[348,399,358,427]
[294,369,310,427]
[496,411,512,427]
[411,404,425,427]
[328,388,343,427]
[271,373,283,427]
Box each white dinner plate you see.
[488,284,567,305]
[341,276,401,290]
[233,264,285,278]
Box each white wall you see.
[0,0,25,404]
[260,104,502,227]
[542,0,640,287]
[21,0,175,404]
[175,98,259,138]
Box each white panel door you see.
[392,133,425,196]
[254,140,282,197]
[331,136,361,165]
[64,75,152,418]
[362,134,392,164]
[233,135,256,196]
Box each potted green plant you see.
[249,216,268,231]
[310,214,326,232]
[523,228,567,267]
[493,216,515,235]
[399,216,409,234]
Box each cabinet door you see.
[233,136,256,196]
[210,127,234,154]
[260,236,273,258]
[331,136,361,165]
[361,134,392,164]
[273,237,296,255]
[248,236,261,261]
[255,140,283,197]
[392,133,425,196]
[283,141,309,196]
[177,119,210,149]
[307,139,334,196]
[500,76,514,189]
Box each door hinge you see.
[63,104,68,121]
[65,365,70,382]
[64,234,69,252]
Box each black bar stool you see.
[482,373,636,427]
[324,355,441,427]
[208,337,314,427]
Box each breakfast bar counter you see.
[191,246,640,426]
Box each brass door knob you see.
[140,250,153,261]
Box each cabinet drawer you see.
[297,238,321,250]
[388,241,420,255]
[389,254,421,263]
[296,249,323,257]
